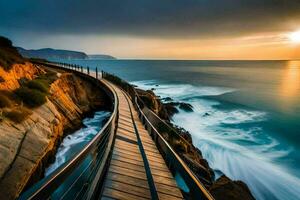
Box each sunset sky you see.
[0,0,300,59]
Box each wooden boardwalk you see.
[100,81,183,200]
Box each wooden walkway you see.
[100,81,183,200]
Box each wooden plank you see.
[148,164,170,173]
[152,174,179,187]
[155,183,183,198]
[106,172,149,189]
[114,148,142,158]
[158,192,183,200]
[109,165,148,180]
[114,145,141,155]
[142,145,160,154]
[118,116,133,123]
[118,124,135,132]
[105,179,151,199]
[101,82,183,200]
[117,129,136,138]
[118,127,135,135]
[115,138,139,148]
[118,116,133,122]
[118,120,134,128]
[110,159,145,173]
[112,155,144,167]
[116,132,137,142]
[114,139,139,149]
[144,155,166,165]
[150,168,174,179]
[142,149,164,159]
[113,151,144,164]
[141,141,157,149]
[102,187,149,200]
[119,111,131,115]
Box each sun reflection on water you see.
[281,61,300,98]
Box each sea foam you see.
[45,111,110,176]
[132,80,300,200]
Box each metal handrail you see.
[18,62,119,200]
[19,60,214,200]
[102,72,215,200]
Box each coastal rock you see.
[135,88,255,200]
[210,175,255,200]
[161,97,173,102]
[0,65,110,200]
[164,102,193,116]
[136,88,171,120]
[164,103,179,116]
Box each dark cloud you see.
[1,0,300,38]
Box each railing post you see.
[81,66,83,73]
[87,66,90,75]
[96,67,98,79]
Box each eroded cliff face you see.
[0,64,110,200]
[0,62,42,90]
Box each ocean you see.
[45,111,111,176]
[52,59,300,200]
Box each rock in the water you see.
[164,102,193,115]
[164,103,179,117]
[210,175,255,200]
[203,112,210,117]
[161,97,173,102]
[178,102,193,112]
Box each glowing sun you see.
[288,30,300,43]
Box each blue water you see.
[52,59,300,200]
[45,111,111,175]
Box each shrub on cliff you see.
[0,36,25,70]
[27,79,49,93]
[36,70,58,85]
[3,107,32,123]
[15,87,47,107]
[0,93,13,108]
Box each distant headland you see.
[17,47,116,60]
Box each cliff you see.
[0,36,26,70]
[135,88,255,200]
[0,62,110,199]
[17,47,88,59]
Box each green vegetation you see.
[0,36,25,70]
[0,71,58,122]
[27,79,49,93]
[36,70,58,85]
[0,93,12,108]
[0,36,59,122]
[15,87,47,108]
[3,107,32,123]
[14,71,58,108]
[0,69,58,122]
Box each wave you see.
[132,80,300,200]
[45,111,110,176]
[131,80,236,101]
